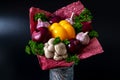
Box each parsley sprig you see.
[25,40,44,55]
[62,39,70,45]
[73,8,93,33]
[66,55,80,65]
[34,13,47,21]
[89,30,99,38]
[76,8,93,22]
[53,37,70,45]
[53,37,61,45]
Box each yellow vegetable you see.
[59,20,75,39]
[49,20,76,40]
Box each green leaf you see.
[66,55,80,65]
[37,43,44,55]
[25,40,44,55]
[25,46,31,55]
[73,22,82,33]
[38,49,44,55]
[53,37,61,45]
[34,13,47,21]
[62,39,70,45]
[89,30,99,38]
[29,41,37,55]
[38,43,44,49]
[78,8,93,22]
[73,8,93,33]
[74,8,93,22]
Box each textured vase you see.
[49,65,74,80]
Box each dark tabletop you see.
[0,0,120,80]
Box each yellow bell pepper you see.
[49,20,76,40]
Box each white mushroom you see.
[43,38,68,60]
[44,43,49,47]
[44,44,48,51]
[44,49,54,58]
[53,52,63,61]
[44,39,54,59]
[54,42,67,55]
[53,42,68,60]
[62,54,68,59]
[47,45,55,52]
[48,38,55,45]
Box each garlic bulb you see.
[76,32,90,45]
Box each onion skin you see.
[67,39,83,54]
[32,27,51,43]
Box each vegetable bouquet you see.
[25,1,104,70]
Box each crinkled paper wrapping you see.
[29,1,104,70]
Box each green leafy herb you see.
[73,21,83,33]
[78,8,93,22]
[34,13,47,21]
[66,55,80,65]
[73,8,93,33]
[25,45,31,55]
[37,43,44,55]
[28,40,37,55]
[62,39,70,45]
[53,37,61,45]
[25,40,44,55]
[89,30,99,38]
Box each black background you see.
[0,0,120,80]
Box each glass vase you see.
[49,65,74,80]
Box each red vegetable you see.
[29,7,52,34]
[32,27,51,43]
[81,21,92,32]
[67,39,83,54]
[49,15,62,24]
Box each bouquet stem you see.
[49,65,74,80]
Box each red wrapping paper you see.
[29,1,104,70]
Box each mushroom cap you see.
[44,49,54,58]
[47,45,55,52]
[53,52,63,61]
[54,42,67,55]
[48,38,55,45]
